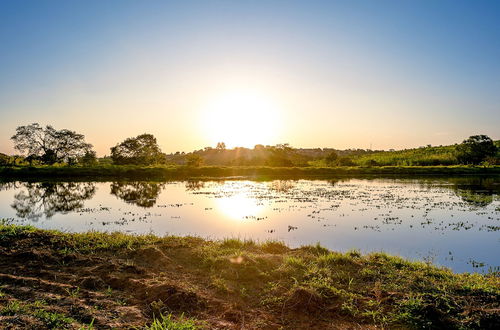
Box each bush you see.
[80,151,97,166]
[364,159,379,167]
[185,154,203,167]
[337,157,355,166]
[324,151,338,166]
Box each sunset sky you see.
[1,0,499,156]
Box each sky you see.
[0,0,499,156]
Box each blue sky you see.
[0,0,499,155]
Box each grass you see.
[1,223,499,328]
[352,142,500,166]
[146,313,198,330]
[351,144,461,166]
[1,164,499,181]
[0,299,76,329]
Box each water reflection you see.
[449,177,498,207]
[215,193,264,220]
[269,180,295,193]
[0,181,22,191]
[1,177,498,273]
[328,179,340,187]
[11,182,96,221]
[110,182,165,207]
[185,180,206,191]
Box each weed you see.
[146,313,197,330]
[65,286,80,298]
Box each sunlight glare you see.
[200,89,282,148]
[215,193,264,221]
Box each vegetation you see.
[456,135,498,165]
[0,223,498,329]
[2,124,499,169]
[0,164,499,181]
[11,123,93,165]
[350,137,500,167]
[349,144,459,166]
[111,133,164,165]
[2,123,499,168]
[185,154,203,167]
[324,151,338,166]
[146,314,198,330]
[169,136,499,167]
[80,150,98,166]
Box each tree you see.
[267,143,294,167]
[0,153,10,166]
[325,151,338,166]
[185,154,203,167]
[456,135,497,165]
[110,134,163,165]
[80,150,97,166]
[11,123,93,165]
[216,142,226,151]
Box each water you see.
[1,177,498,273]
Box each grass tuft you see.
[146,313,198,330]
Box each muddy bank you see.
[0,224,499,329]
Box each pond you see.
[0,177,498,273]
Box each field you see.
[351,145,460,166]
[0,223,498,329]
[349,141,500,166]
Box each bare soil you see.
[0,231,370,329]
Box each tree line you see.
[0,123,498,167]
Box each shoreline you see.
[1,165,499,181]
[0,223,498,329]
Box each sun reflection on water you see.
[215,193,264,221]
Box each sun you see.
[200,89,282,148]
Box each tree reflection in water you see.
[449,177,498,207]
[269,180,295,193]
[185,180,205,191]
[407,177,498,207]
[0,181,22,192]
[11,182,96,221]
[110,182,165,207]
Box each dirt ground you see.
[0,231,370,329]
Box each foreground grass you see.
[1,223,499,329]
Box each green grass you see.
[1,164,499,181]
[0,299,76,329]
[352,145,460,166]
[1,223,499,328]
[146,313,198,330]
[351,142,500,166]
